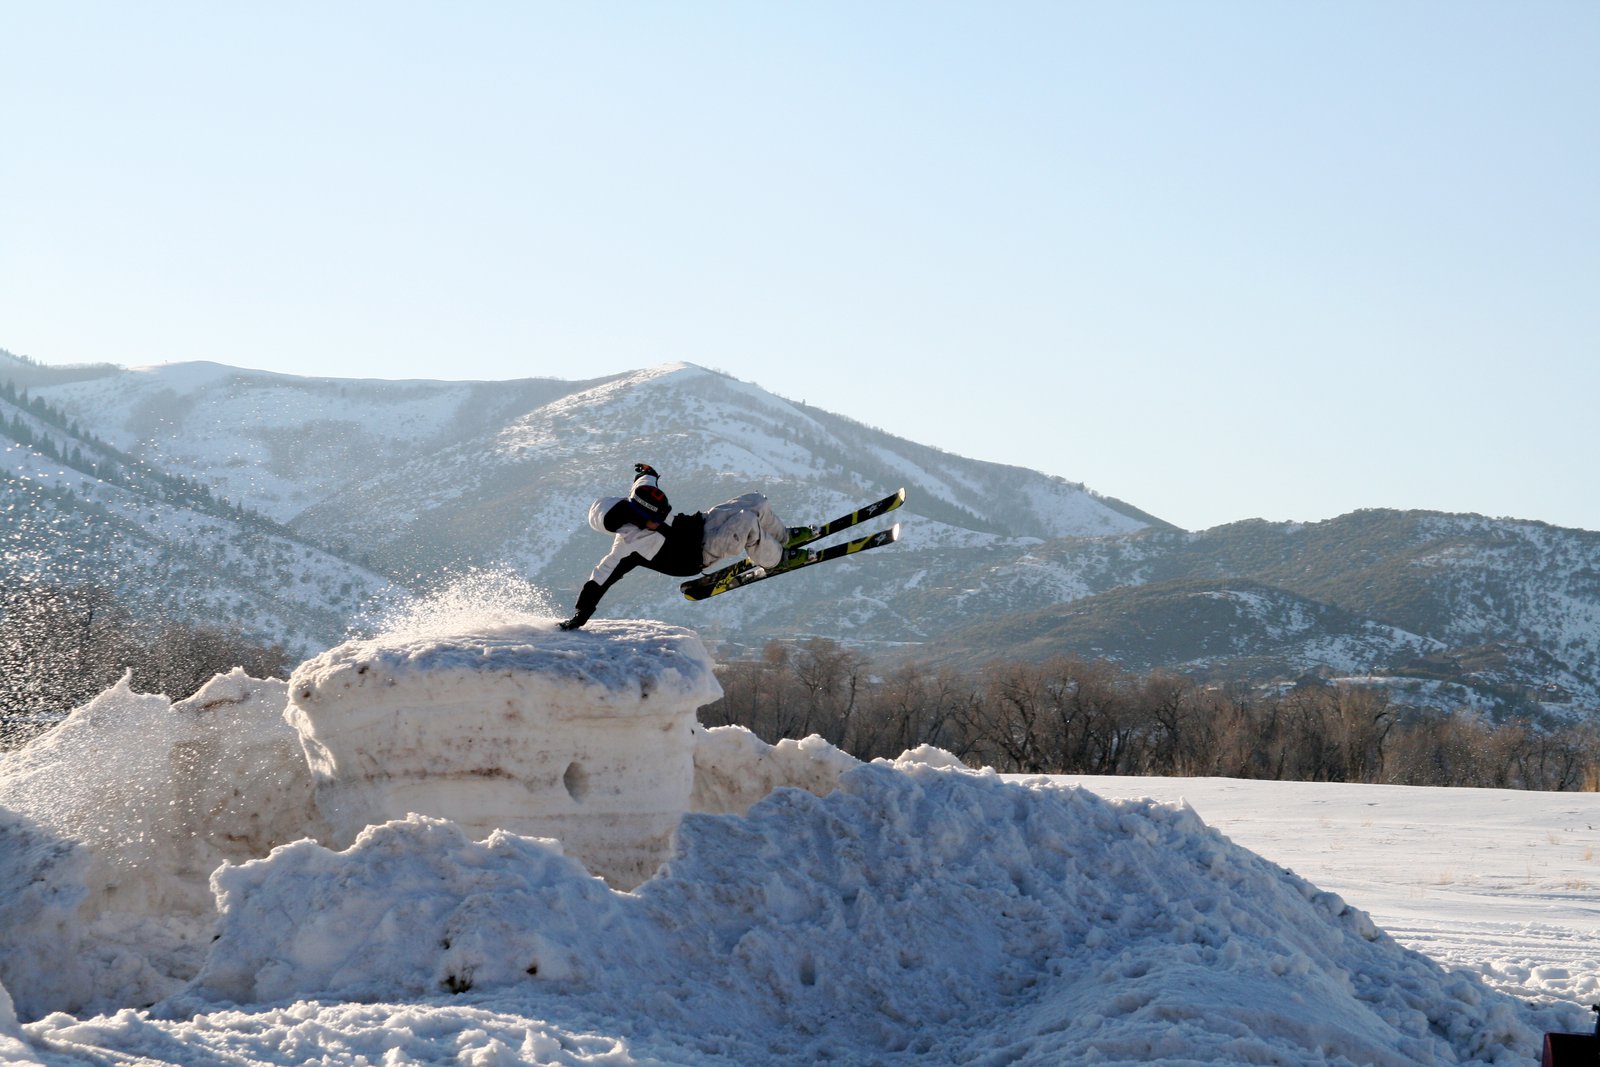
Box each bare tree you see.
[701,643,1600,793]
[1,579,290,749]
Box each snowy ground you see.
[7,772,1594,1065]
[1057,775,1600,1014]
[3,622,1598,1065]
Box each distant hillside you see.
[1,374,400,653]
[22,360,1154,648]
[930,577,1445,677]
[7,350,1600,722]
[916,513,1600,718]
[0,347,120,388]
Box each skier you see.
[558,463,788,630]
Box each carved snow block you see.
[285,620,722,889]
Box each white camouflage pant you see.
[701,492,787,570]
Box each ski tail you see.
[682,523,900,601]
[681,489,906,602]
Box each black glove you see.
[634,462,659,480]
[559,581,605,631]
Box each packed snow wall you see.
[0,623,1570,1062]
[0,670,324,1018]
[170,753,1547,1065]
[286,619,722,889]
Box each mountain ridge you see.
[5,349,1598,720]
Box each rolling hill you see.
[5,348,1598,720]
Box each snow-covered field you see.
[3,617,1598,1065]
[1058,775,1600,1014]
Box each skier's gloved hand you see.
[633,463,659,480]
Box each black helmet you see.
[629,482,670,523]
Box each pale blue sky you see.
[4,2,1596,532]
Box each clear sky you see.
[4,2,1596,532]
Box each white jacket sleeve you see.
[587,497,665,585]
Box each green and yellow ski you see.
[681,489,905,601]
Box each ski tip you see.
[890,521,901,541]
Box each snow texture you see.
[152,757,1539,1065]
[689,725,863,815]
[287,620,720,888]
[0,669,321,1018]
[0,622,1587,1065]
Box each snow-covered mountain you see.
[1,369,399,653]
[10,355,1156,643]
[7,349,1600,718]
[921,513,1600,716]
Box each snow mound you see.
[0,808,92,1021]
[691,724,862,814]
[184,814,608,1006]
[170,759,1533,1065]
[0,979,40,1067]
[893,742,969,770]
[287,620,721,888]
[0,670,320,1018]
[0,980,17,1039]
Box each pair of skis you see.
[680,488,905,601]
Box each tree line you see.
[699,638,1600,791]
[0,579,289,749]
[6,589,1595,792]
